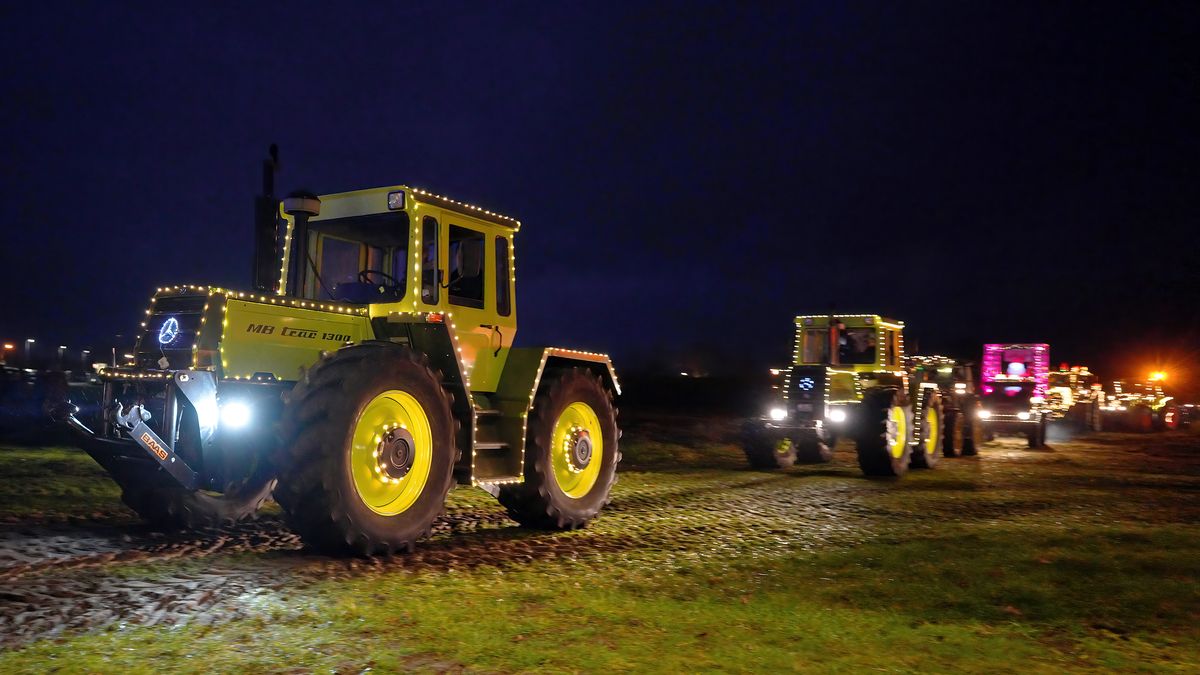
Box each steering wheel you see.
[358,270,404,295]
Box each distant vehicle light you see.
[1017,412,1031,420]
[978,410,992,419]
[1030,396,1044,403]
[954,382,967,391]
[768,407,788,421]
[221,401,252,429]
[828,409,847,423]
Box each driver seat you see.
[332,282,381,304]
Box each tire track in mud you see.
[0,472,883,649]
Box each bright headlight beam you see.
[978,410,992,419]
[768,407,787,421]
[828,409,847,423]
[1017,412,1031,420]
[220,401,252,429]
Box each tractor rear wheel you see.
[961,399,982,456]
[499,368,620,529]
[274,342,457,555]
[942,409,963,457]
[854,389,911,477]
[911,394,943,469]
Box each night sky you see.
[2,2,1197,392]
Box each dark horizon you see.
[2,2,1197,394]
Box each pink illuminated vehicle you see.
[977,343,1050,447]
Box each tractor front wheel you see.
[742,424,798,469]
[115,471,275,530]
[499,368,619,529]
[1027,416,1047,448]
[854,389,911,477]
[274,342,457,555]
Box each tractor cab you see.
[272,187,519,393]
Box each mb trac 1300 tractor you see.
[743,314,944,477]
[53,150,621,555]
[905,355,984,457]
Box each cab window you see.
[318,235,362,298]
[421,217,439,304]
[802,328,828,363]
[496,236,511,316]
[448,225,485,309]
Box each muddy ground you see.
[1,418,1198,671]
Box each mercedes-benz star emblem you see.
[158,317,180,345]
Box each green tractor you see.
[53,150,621,554]
[743,314,943,477]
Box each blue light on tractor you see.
[158,317,180,345]
[798,377,815,391]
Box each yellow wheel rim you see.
[887,405,907,459]
[551,401,603,499]
[350,390,433,516]
[924,407,939,456]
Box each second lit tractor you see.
[976,343,1051,448]
[744,314,944,477]
[1100,375,1180,432]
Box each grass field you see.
[1,419,1197,673]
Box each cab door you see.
[440,216,512,393]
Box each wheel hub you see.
[564,426,593,472]
[378,427,416,480]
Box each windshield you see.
[301,213,410,301]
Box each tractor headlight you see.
[1017,411,1031,420]
[978,410,992,419]
[220,401,253,429]
[768,407,788,421]
[828,408,847,423]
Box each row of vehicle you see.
[742,321,1187,477]
[36,150,1190,556]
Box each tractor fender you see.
[493,347,622,473]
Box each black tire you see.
[1026,416,1047,448]
[942,409,963,457]
[796,435,834,463]
[274,342,458,555]
[854,388,911,477]
[961,398,982,456]
[1130,406,1154,433]
[910,393,943,469]
[106,401,277,530]
[117,475,276,529]
[498,368,620,529]
[742,423,798,469]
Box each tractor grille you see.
[786,366,826,419]
[135,294,207,370]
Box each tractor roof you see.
[794,314,904,329]
[316,185,521,231]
